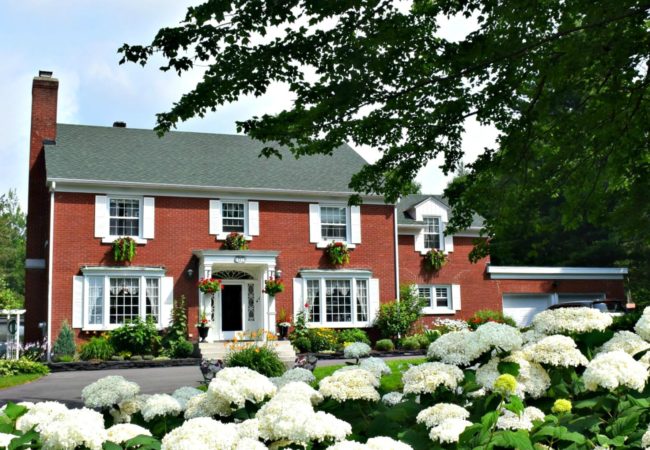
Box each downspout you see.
[394,203,400,301]
[46,182,55,362]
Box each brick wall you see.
[398,234,626,326]
[45,193,396,342]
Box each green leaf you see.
[103,441,123,450]
[2,403,27,421]
[125,434,162,450]
[497,361,520,377]
[490,430,534,450]
[504,395,525,415]
[607,414,639,438]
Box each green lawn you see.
[0,373,44,390]
[313,358,426,393]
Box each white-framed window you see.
[74,268,172,330]
[320,206,347,240]
[222,202,246,233]
[95,195,154,243]
[303,275,371,326]
[209,200,260,239]
[417,284,459,314]
[423,216,442,249]
[109,198,141,237]
[309,204,361,247]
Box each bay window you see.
[302,274,371,326]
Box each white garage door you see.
[502,294,552,327]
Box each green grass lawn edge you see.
[0,373,44,390]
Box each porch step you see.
[198,340,297,368]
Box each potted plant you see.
[424,249,447,271]
[276,307,290,340]
[112,237,136,263]
[263,277,285,297]
[326,241,350,266]
[224,232,248,250]
[196,312,211,342]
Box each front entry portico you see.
[193,250,280,342]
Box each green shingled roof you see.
[397,193,484,228]
[45,124,369,194]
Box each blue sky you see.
[0,1,496,211]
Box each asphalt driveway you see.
[0,366,202,407]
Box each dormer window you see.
[423,216,442,249]
[95,195,154,243]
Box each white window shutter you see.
[160,277,174,327]
[443,222,454,252]
[248,201,260,236]
[293,278,304,319]
[142,197,155,239]
[368,278,380,324]
[309,204,321,243]
[451,284,462,311]
[94,195,108,238]
[209,200,222,235]
[350,205,361,244]
[72,276,84,328]
[414,230,425,253]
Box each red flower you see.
[304,303,310,308]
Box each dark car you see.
[547,299,628,314]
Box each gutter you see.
[394,204,400,301]
[46,182,56,362]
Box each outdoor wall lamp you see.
[276,269,283,279]
[186,268,194,278]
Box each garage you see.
[502,294,552,327]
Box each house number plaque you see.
[234,256,246,264]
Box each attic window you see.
[423,216,442,249]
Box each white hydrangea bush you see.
[81,375,140,409]
[319,368,380,402]
[402,362,464,395]
[532,307,612,334]
[344,342,372,359]
[522,335,589,367]
[582,350,649,392]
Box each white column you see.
[15,312,21,360]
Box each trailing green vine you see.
[112,237,137,262]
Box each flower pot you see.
[278,324,289,340]
[197,325,210,342]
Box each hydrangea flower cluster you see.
[582,350,649,392]
[344,342,372,359]
[141,394,183,421]
[635,306,650,341]
[359,357,391,378]
[429,418,473,443]
[532,307,612,334]
[329,437,414,449]
[431,318,470,332]
[522,335,588,367]
[39,407,107,450]
[257,382,351,445]
[496,407,545,431]
[106,424,152,444]
[381,392,405,406]
[474,322,523,353]
[598,331,650,356]
[16,401,69,432]
[81,375,140,409]
[476,352,551,399]
[207,367,277,411]
[270,367,316,388]
[319,368,380,402]
[160,417,257,450]
[171,386,203,409]
[416,403,470,428]
[402,362,464,395]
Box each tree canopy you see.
[120,1,650,268]
[0,189,25,309]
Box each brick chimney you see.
[25,70,58,341]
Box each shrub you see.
[171,338,194,358]
[400,336,421,350]
[109,317,161,356]
[467,309,517,330]
[415,333,431,349]
[79,336,114,361]
[162,296,189,356]
[374,285,425,340]
[52,320,76,358]
[308,328,339,352]
[292,336,312,353]
[338,328,371,346]
[0,358,50,376]
[225,345,285,377]
[375,339,395,351]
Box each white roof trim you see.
[300,269,373,278]
[48,178,388,204]
[193,249,279,267]
[487,265,628,280]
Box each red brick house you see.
[24,72,627,350]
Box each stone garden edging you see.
[48,357,201,372]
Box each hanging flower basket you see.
[263,277,285,297]
[198,278,223,294]
[326,241,350,266]
[424,249,447,272]
[112,237,136,262]
[224,232,248,250]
